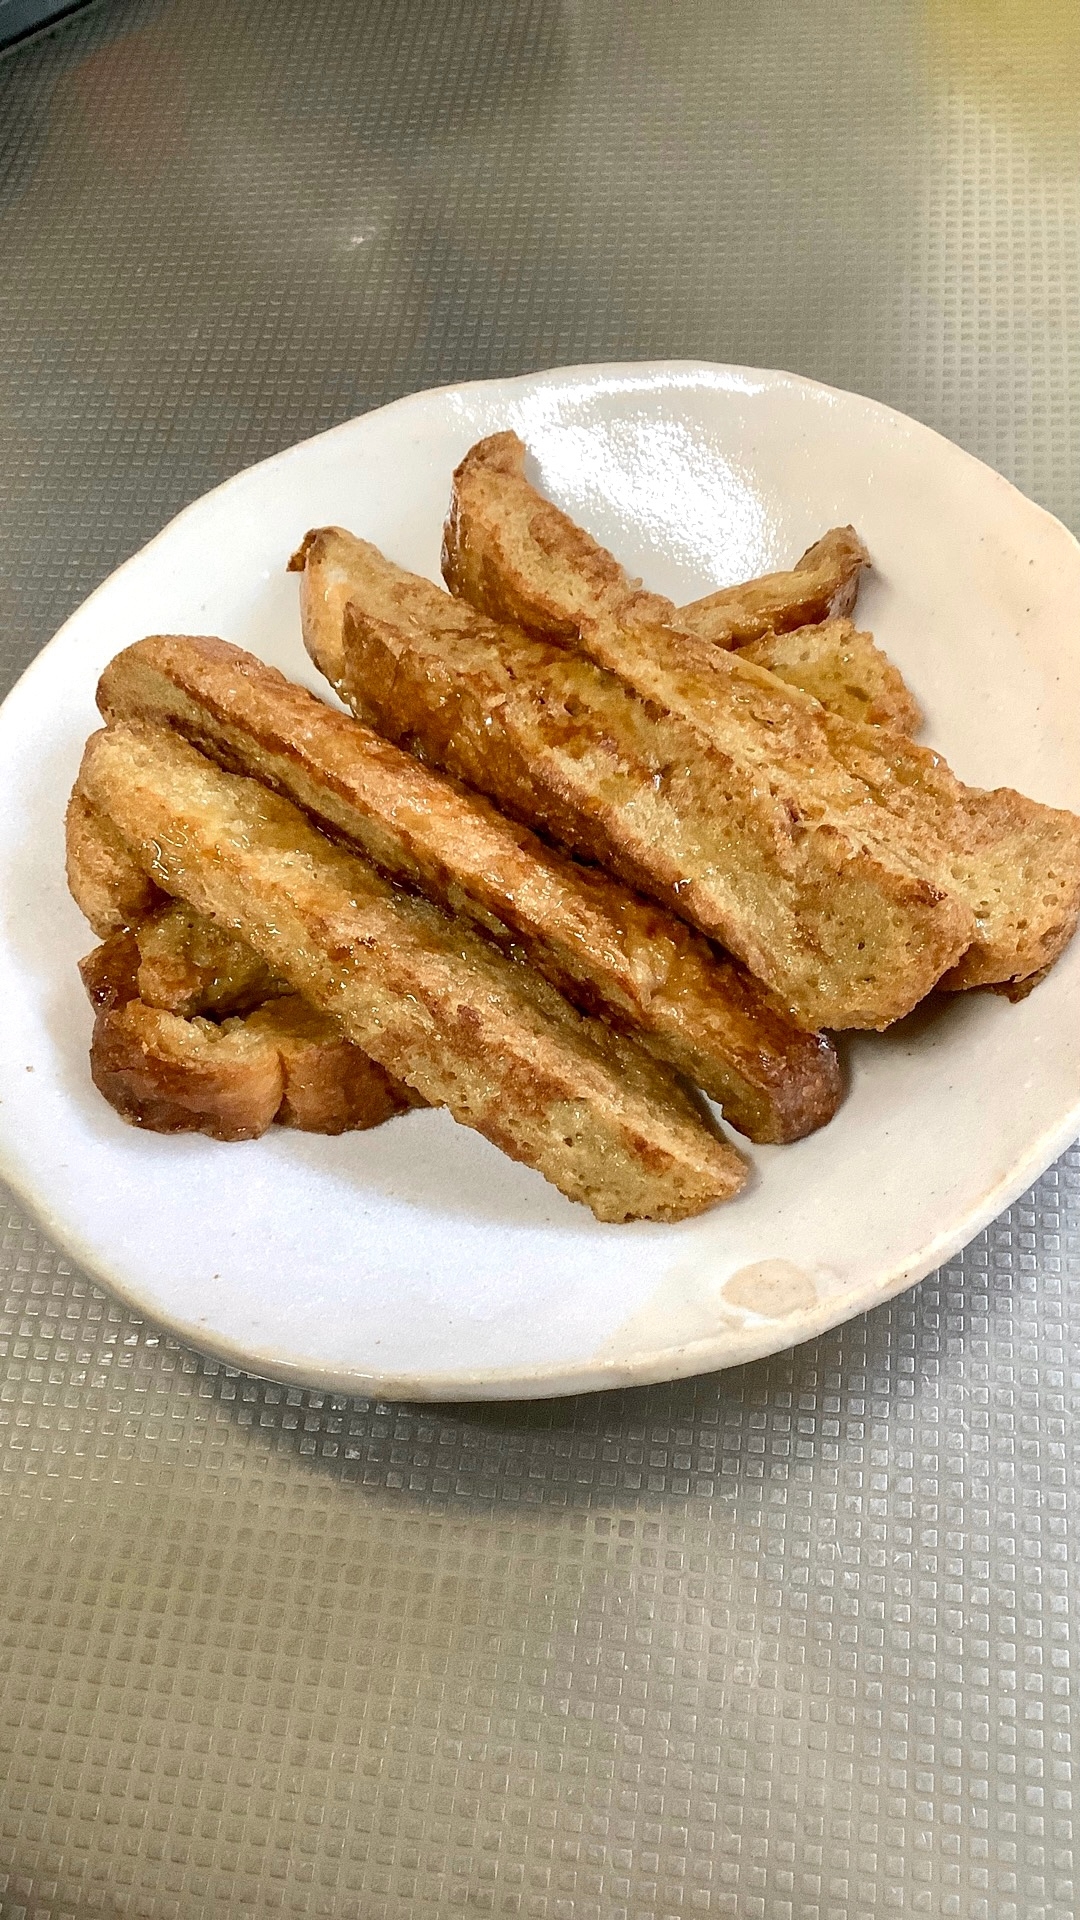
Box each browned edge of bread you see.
[677,526,871,646]
[78,914,415,1139]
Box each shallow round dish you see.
[2,361,1080,1400]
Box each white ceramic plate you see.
[2,362,1080,1400]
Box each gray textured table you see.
[3,3,1080,1916]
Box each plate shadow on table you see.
[180,1260,974,1521]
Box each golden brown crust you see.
[90,999,285,1141]
[676,526,871,645]
[442,431,674,643]
[738,619,923,733]
[77,724,746,1221]
[65,789,166,936]
[98,631,842,1142]
[79,930,142,1010]
[79,921,414,1137]
[333,542,973,1030]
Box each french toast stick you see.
[574,618,1080,994]
[440,432,676,642]
[442,428,871,651]
[443,436,1080,993]
[324,543,972,1029]
[67,783,424,1131]
[98,634,841,1143]
[76,724,746,1221]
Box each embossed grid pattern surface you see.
[2,1,1080,1915]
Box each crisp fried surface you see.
[676,527,871,645]
[91,1000,285,1141]
[334,541,974,1030]
[98,633,841,1142]
[77,724,745,1221]
[65,790,165,936]
[739,619,923,733]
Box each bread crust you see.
[90,1000,285,1141]
[442,430,871,660]
[98,632,841,1143]
[676,527,871,645]
[78,914,415,1137]
[65,790,166,936]
[76,724,746,1221]
[245,996,415,1133]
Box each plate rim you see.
[3,355,1079,1401]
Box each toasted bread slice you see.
[442,437,1080,993]
[676,527,871,645]
[76,724,745,1221]
[90,999,286,1141]
[65,789,166,936]
[739,619,922,733]
[328,540,972,1029]
[443,429,869,651]
[98,633,841,1143]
